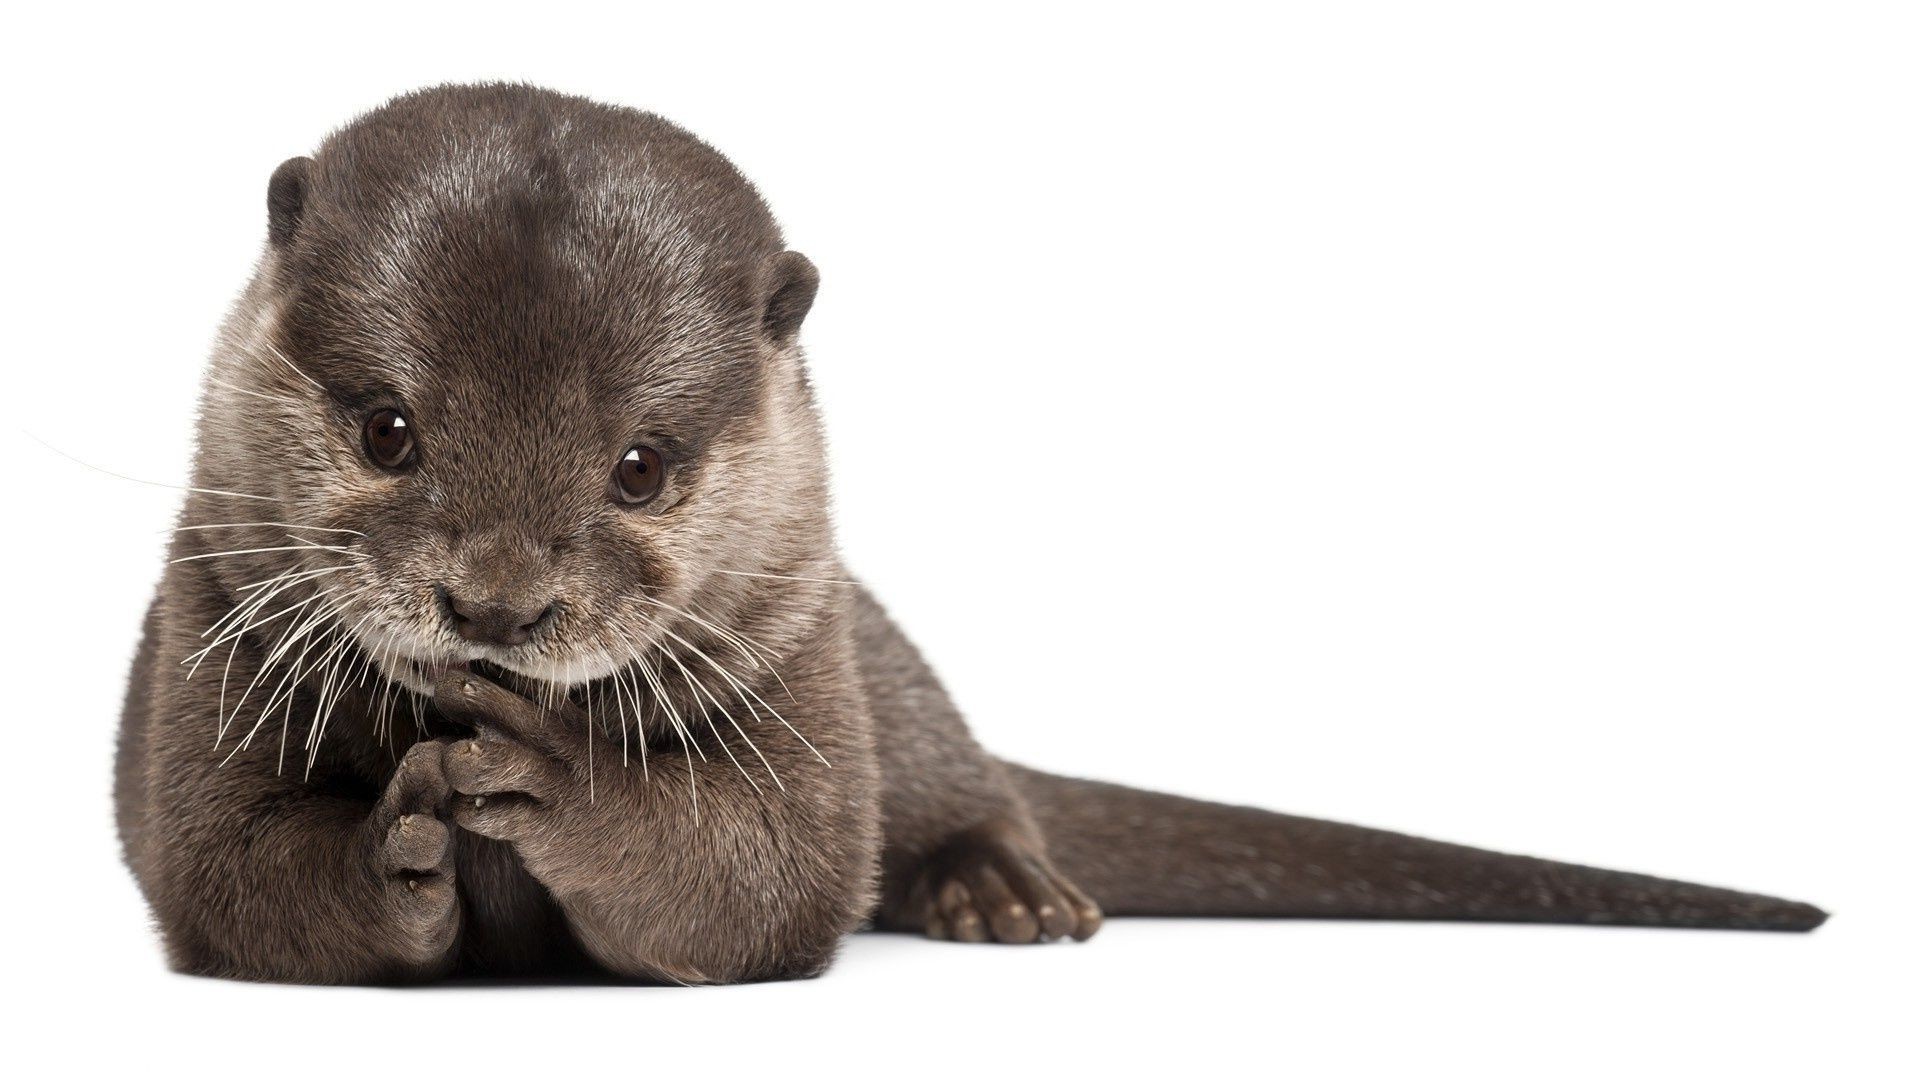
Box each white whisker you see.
[642,615,830,768]
[261,340,326,391]
[579,656,596,803]
[643,596,799,705]
[233,564,350,594]
[204,375,304,407]
[171,544,364,564]
[30,434,282,503]
[611,651,649,780]
[213,593,328,736]
[665,647,776,793]
[222,600,341,757]
[712,568,857,586]
[175,522,366,537]
[631,649,699,824]
[197,563,338,646]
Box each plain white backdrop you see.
[5,2,1914,1075]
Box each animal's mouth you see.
[381,641,596,701]
[412,657,509,684]
[468,659,512,683]
[391,655,479,696]
[410,656,535,697]
[419,658,465,679]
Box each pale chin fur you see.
[355,627,624,698]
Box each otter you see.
[113,84,1824,985]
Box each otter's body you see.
[114,85,1823,985]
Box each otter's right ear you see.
[760,250,820,347]
[267,157,313,248]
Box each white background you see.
[4,2,1914,1076]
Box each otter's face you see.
[192,144,827,702]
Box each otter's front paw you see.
[431,672,595,887]
[364,739,460,965]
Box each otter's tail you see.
[1006,764,1826,931]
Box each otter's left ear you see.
[267,157,313,248]
[759,251,819,347]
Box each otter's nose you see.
[439,586,554,647]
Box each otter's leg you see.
[432,666,880,985]
[142,735,462,983]
[851,588,1105,943]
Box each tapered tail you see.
[1006,765,1826,931]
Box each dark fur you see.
[115,85,1824,985]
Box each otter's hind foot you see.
[911,825,1102,944]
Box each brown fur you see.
[115,84,1823,986]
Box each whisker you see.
[642,615,830,768]
[204,580,324,738]
[282,534,364,555]
[233,564,351,594]
[712,568,858,586]
[261,340,326,391]
[631,649,700,824]
[344,643,382,754]
[376,637,403,747]
[305,610,377,778]
[273,596,371,773]
[184,596,307,674]
[30,434,283,503]
[212,592,323,736]
[258,610,349,721]
[661,648,755,791]
[640,596,763,669]
[302,639,353,756]
[628,644,704,763]
[171,544,365,565]
[610,668,631,768]
[611,649,649,781]
[214,588,318,707]
[196,563,338,645]
[175,522,366,537]
[664,647,775,793]
[645,596,799,705]
[222,600,341,755]
[578,656,595,803]
[204,375,304,407]
[193,563,306,645]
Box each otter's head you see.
[186,86,834,705]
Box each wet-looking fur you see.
[114,84,1825,985]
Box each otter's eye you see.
[363,408,415,469]
[613,446,665,505]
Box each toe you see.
[448,791,538,841]
[1060,881,1104,941]
[935,878,972,918]
[999,855,1078,941]
[1040,862,1103,941]
[967,864,1041,943]
[382,812,450,875]
[989,902,1039,943]
[1031,899,1076,941]
[950,906,989,943]
[935,879,991,942]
